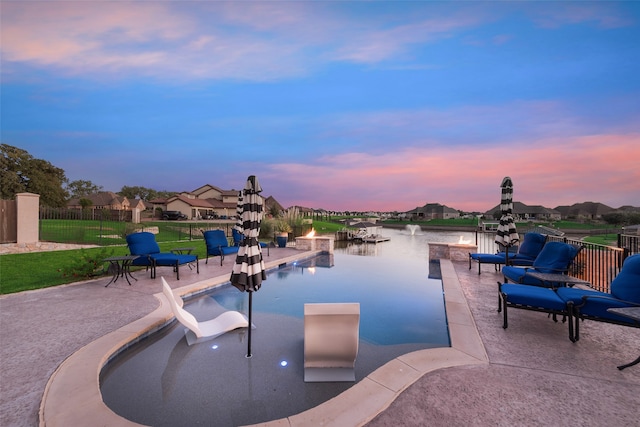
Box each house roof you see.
[148,198,167,204]
[191,184,225,197]
[407,203,458,214]
[205,198,237,209]
[168,194,215,208]
[486,202,560,216]
[554,202,614,217]
[265,196,284,213]
[68,191,127,207]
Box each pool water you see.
[100,228,470,426]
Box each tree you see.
[603,212,640,226]
[66,180,103,199]
[119,185,176,201]
[120,185,157,201]
[0,144,68,207]
[79,198,93,209]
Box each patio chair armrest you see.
[578,294,640,307]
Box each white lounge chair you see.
[161,277,248,346]
[304,302,360,382]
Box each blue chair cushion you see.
[530,242,578,274]
[514,233,547,260]
[502,266,571,288]
[151,253,197,266]
[610,254,640,303]
[203,230,240,257]
[126,232,160,256]
[470,253,508,264]
[232,228,243,246]
[501,284,566,311]
[557,287,637,324]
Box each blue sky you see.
[2,1,639,212]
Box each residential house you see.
[406,203,460,220]
[130,199,147,212]
[485,202,561,221]
[554,202,614,220]
[165,191,237,220]
[67,191,130,210]
[160,184,284,220]
[264,196,285,216]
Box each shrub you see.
[60,247,114,279]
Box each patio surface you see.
[1,246,638,426]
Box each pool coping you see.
[39,255,488,427]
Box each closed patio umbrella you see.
[234,191,244,235]
[495,176,520,263]
[230,175,266,358]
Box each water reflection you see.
[101,228,469,427]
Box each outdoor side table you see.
[525,272,591,288]
[607,307,640,370]
[171,247,195,255]
[104,255,140,287]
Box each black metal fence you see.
[545,235,627,293]
[39,207,239,246]
[474,228,637,293]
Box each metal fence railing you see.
[544,235,626,293]
[39,216,238,247]
[474,228,636,293]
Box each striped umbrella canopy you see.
[234,191,244,235]
[495,177,520,258]
[230,175,266,357]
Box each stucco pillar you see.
[16,192,40,244]
[131,208,141,224]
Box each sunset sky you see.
[2,1,639,212]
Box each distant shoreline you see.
[380,222,621,237]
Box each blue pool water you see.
[100,228,471,426]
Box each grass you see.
[39,219,232,245]
[0,241,209,295]
[583,234,619,246]
[309,220,348,234]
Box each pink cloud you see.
[0,2,494,81]
[263,133,640,212]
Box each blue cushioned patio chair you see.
[232,228,270,256]
[498,282,574,341]
[126,232,199,280]
[556,254,640,345]
[469,232,547,274]
[501,242,582,288]
[203,230,240,266]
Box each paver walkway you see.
[367,262,640,426]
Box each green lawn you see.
[0,241,209,295]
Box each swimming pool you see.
[100,228,472,426]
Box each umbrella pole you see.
[246,292,252,358]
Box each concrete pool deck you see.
[1,246,639,426]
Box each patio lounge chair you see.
[556,253,640,343]
[126,232,199,280]
[498,282,574,341]
[304,303,360,382]
[161,277,248,346]
[232,228,270,256]
[501,242,582,288]
[469,232,547,274]
[203,229,239,266]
